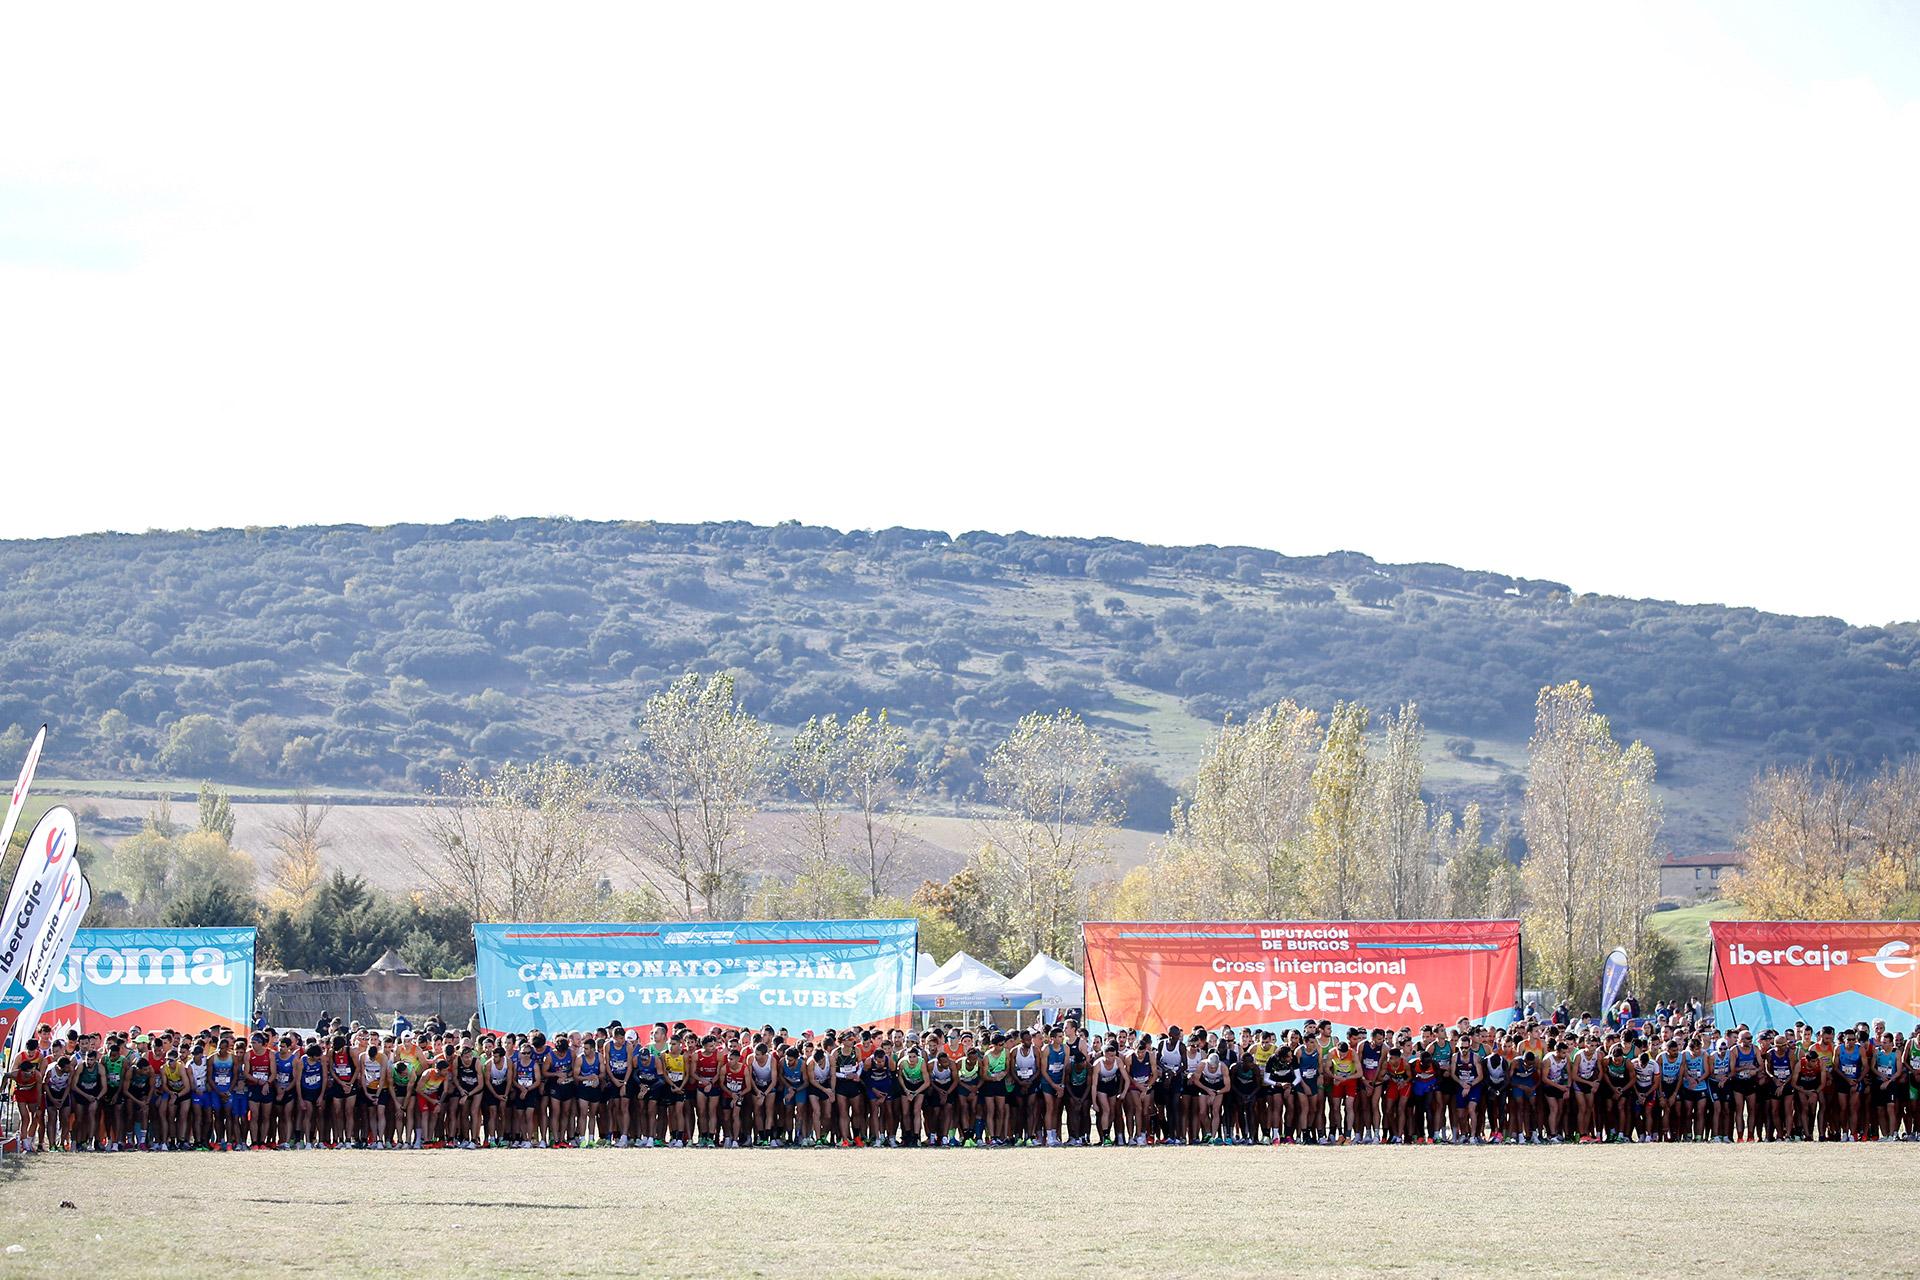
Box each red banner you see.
[1711,920,1920,1031]
[1082,920,1520,1035]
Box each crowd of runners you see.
[8,1013,1920,1151]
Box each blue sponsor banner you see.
[1601,946,1630,1012]
[475,919,918,1035]
[42,928,256,1035]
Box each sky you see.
[2,2,1917,623]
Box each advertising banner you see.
[475,919,919,1036]
[0,724,46,861]
[31,927,257,1037]
[3,874,89,1052]
[1601,946,1630,1012]
[1082,919,1521,1036]
[0,806,80,1045]
[1710,920,1920,1031]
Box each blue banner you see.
[41,927,255,1036]
[474,919,918,1035]
[1601,946,1630,1013]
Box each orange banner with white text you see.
[1082,919,1520,1036]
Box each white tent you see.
[916,951,939,983]
[913,951,1041,1012]
[1011,954,1084,1010]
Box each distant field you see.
[1649,898,1746,983]
[59,795,1149,897]
[32,778,403,800]
[0,1146,1912,1277]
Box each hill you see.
[5,517,1917,850]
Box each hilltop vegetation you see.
[3,517,1916,847]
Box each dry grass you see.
[0,1144,1913,1278]
[69,796,1161,897]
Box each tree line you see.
[401,674,1666,1007]
[60,668,1920,1005]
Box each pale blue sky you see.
[1,2,1915,623]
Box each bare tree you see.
[969,710,1122,965]
[842,709,915,899]
[611,672,776,920]
[1728,757,1915,919]
[782,713,844,885]
[266,790,332,907]
[411,758,609,922]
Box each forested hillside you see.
[3,518,1915,850]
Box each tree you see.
[967,710,1122,966]
[266,791,331,908]
[611,672,776,919]
[197,781,237,843]
[1086,552,1147,584]
[100,814,257,925]
[233,715,290,776]
[1358,703,1434,918]
[1439,804,1521,919]
[1349,575,1403,606]
[754,860,868,920]
[841,709,915,899]
[1302,702,1371,919]
[280,735,319,779]
[411,758,610,923]
[158,715,234,776]
[164,882,260,929]
[264,870,448,975]
[1521,682,1662,1003]
[1726,760,1913,919]
[904,880,969,963]
[927,867,1005,962]
[1154,701,1322,917]
[781,713,846,894]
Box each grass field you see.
[1649,898,1746,986]
[0,1145,1914,1277]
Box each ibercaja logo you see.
[1725,939,1919,980]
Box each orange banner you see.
[1711,920,1920,1031]
[1082,920,1520,1035]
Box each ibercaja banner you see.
[475,919,919,1036]
[34,927,257,1038]
[1081,919,1521,1036]
[1711,920,1920,1031]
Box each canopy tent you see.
[916,952,939,983]
[913,951,1041,1012]
[1011,954,1084,1010]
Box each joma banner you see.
[32,927,257,1037]
[475,919,918,1036]
[1082,919,1521,1036]
[1711,920,1920,1031]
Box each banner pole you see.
[1080,927,1113,1035]
[1712,924,1728,1028]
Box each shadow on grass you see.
[244,1196,596,1210]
